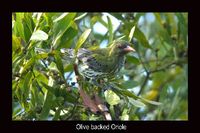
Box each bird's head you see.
[109,40,135,56]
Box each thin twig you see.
[137,49,150,96]
[138,72,149,96]
[149,61,176,74]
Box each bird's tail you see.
[60,48,75,59]
[60,48,76,65]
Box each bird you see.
[61,40,135,81]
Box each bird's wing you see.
[77,48,93,61]
[77,48,110,72]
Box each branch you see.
[73,64,112,120]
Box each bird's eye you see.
[117,45,123,48]
[118,44,127,49]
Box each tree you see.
[12,12,188,120]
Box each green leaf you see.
[120,89,138,99]
[23,13,35,43]
[53,108,61,120]
[120,108,129,120]
[154,13,162,25]
[120,80,139,89]
[54,52,65,79]
[30,30,48,41]
[64,92,77,103]
[64,64,73,72]
[21,72,32,111]
[117,35,127,41]
[13,21,25,41]
[75,28,91,52]
[33,70,48,84]
[176,13,188,45]
[52,13,76,48]
[20,58,35,75]
[128,26,135,42]
[75,13,87,21]
[140,97,162,106]
[134,27,152,49]
[24,13,35,33]
[95,16,108,28]
[15,13,24,22]
[110,13,124,21]
[53,13,69,22]
[57,27,78,49]
[104,90,120,106]
[107,16,113,43]
[130,99,146,108]
[40,82,55,94]
[154,13,174,46]
[48,62,58,71]
[12,35,22,54]
[126,55,140,65]
[115,87,162,106]
[23,22,32,43]
[39,90,54,120]
[23,72,32,94]
[35,53,49,60]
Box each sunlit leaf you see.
[48,62,57,71]
[53,13,69,22]
[30,30,48,41]
[107,16,113,43]
[130,99,146,108]
[52,13,76,48]
[35,53,48,59]
[57,27,78,49]
[64,64,73,72]
[128,26,135,42]
[75,13,87,21]
[75,28,91,52]
[12,35,22,54]
[20,58,35,75]
[13,21,25,42]
[120,108,129,120]
[104,90,120,106]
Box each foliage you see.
[12,12,188,120]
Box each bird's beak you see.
[123,46,135,52]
